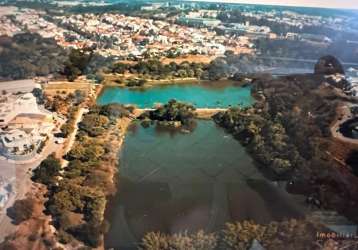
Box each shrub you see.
[7,198,36,225]
[32,154,61,186]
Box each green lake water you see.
[105,121,306,249]
[97,84,253,108]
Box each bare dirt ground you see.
[160,55,217,65]
[0,185,58,250]
[44,78,91,96]
[196,108,227,119]
[115,55,218,66]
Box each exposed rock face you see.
[314,55,345,75]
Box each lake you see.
[339,117,358,139]
[105,120,307,249]
[97,84,253,108]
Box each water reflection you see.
[105,121,306,249]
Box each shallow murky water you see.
[104,121,307,249]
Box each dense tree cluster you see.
[98,103,133,119]
[63,49,93,81]
[213,107,301,175]
[142,230,218,250]
[7,198,36,225]
[111,60,207,80]
[141,219,325,250]
[32,154,61,186]
[0,33,67,80]
[32,104,133,247]
[32,88,45,104]
[218,76,335,166]
[140,99,197,128]
[214,70,358,222]
[314,55,345,75]
[205,58,235,80]
[110,58,242,83]
[78,113,110,137]
[126,78,147,87]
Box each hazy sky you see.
[189,0,358,10]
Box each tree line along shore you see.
[1,43,358,249]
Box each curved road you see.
[330,104,358,146]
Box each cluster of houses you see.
[285,32,332,45]
[0,6,253,58]
[241,9,346,31]
[0,7,22,36]
[0,80,55,161]
[0,6,89,48]
[218,21,273,39]
[1,4,345,62]
[54,13,253,58]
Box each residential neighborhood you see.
[0,1,358,249]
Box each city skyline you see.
[187,0,358,10]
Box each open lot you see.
[43,79,92,97]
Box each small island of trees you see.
[139,99,197,129]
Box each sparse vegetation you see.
[60,106,79,138]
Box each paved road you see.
[62,107,86,156]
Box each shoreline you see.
[2,82,247,248]
[97,78,250,103]
[102,76,243,88]
[101,109,144,249]
[0,82,129,249]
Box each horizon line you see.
[183,0,358,11]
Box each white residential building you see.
[0,93,44,128]
[0,92,55,160]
